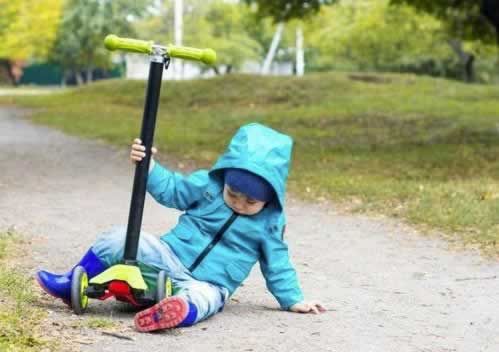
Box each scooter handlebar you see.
[104,34,153,54]
[167,45,216,65]
[104,34,216,65]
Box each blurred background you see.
[1,0,499,85]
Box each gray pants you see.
[92,225,228,324]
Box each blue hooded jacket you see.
[146,123,303,309]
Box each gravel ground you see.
[1,107,498,352]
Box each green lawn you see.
[2,72,498,254]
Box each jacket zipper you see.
[188,212,239,272]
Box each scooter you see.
[70,34,216,314]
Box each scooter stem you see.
[104,34,216,264]
[124,57,166,263]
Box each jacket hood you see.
[210,123,293,209]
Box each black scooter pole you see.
[104,34,215,265]
[124,56,168,264]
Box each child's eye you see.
[246,199,258,205]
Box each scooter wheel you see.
[71,265,89,315]
[155,270,172,302]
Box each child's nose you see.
[234,198,245,210]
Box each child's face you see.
[223,184,266,216]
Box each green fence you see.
[20,63,125,85]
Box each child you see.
[37,123,326,332]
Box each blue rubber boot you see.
[178,302,198,327]
[36,249,106,304]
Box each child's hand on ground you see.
[130,138,157,164]
[289,301,326,314]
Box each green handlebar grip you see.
[167,45,216,65]
[104,34,153,54]
[104,34,216,65]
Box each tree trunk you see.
[86,67,93,83]
[295,26,304,76]
[0,59,19,86]
[226,65,233,74]
[465,55,475,83]
[61,70,69,87]
[212,66,220,75]
[448,39,475,83]
[261,22,285,75]
[75,71,84,85]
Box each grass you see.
[1,72,498,254]
[85,318,117,330]
[0,228,119,351]
[0,230,53,351]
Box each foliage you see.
[304,0,498,81]
[135,0,210,45]
[240,9,279,55]
[203,2,263,71]
[391,0,498,45]
[136,0,263,73]
[306,1,446,69]
[50,0,151,82]
[0,0,63,60]
[244,0,336,22]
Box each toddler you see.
[37,123,326,332]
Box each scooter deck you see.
[89,264,148,290]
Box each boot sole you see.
[36,273,71,306]
[134,296,188,332]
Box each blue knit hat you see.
[224,168,274,202]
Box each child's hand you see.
[289,301,326,314]
[130,138,157,164]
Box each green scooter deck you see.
[90,264,148,290]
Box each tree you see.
[304,0,499,81]
[50,0,150,85]
[306,0,452,72]
[136,0,263,75]
[244,0,335,22]
[203,2,263,74]
[391,0,499,81]
[0,0,63,85]
[391,0,498,43]
[244,0,336,75]
[482,0,499,43]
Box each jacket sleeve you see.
[259,220,304,310]
[146,161,209,211]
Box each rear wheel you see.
[155,270,172,302]
[71,266,89,315]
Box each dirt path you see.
[1,107,498,352]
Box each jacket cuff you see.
[277,292,304,310]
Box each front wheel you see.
[71,266,89,315]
